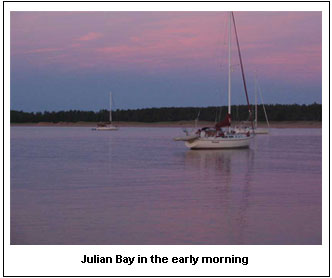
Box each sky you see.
[10,11,322,112]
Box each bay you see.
[10,127,322,244]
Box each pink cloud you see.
[93,15,220,69]
[77,32,103,41]
[24,47,63,54]
[69,43,81,48]
[11,12,321,83]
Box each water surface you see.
[11,127,322,244]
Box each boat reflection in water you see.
[183,149,255,244]
[184,148,254,175]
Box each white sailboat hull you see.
[254,128,269,134]
[185,135,253,149]
[235,127,269,135]
[92,125,118,131]
[173,135,199,141]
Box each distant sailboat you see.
[253,74,269,134]
[174,12,254,149]
[93,92,118,131]
[235,73,269,134]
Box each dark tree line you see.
[11,103,322,123]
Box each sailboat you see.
[174,12,254,149]
[253,73,269,134]
[93,92,118,131]
[235,73,269,134]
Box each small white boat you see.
[234,73,270,135]
[254,127,269,134]
[234,124,269,135]
[253,72,270,134]
[93,92,118,131]
[92,123,118,131]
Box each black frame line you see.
[3,1,330,277]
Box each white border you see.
[4,2,329,277]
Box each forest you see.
[11,103,322,123]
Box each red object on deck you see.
[215,113,231,130]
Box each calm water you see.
[10,127,321,244]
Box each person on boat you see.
[216,131,225,138]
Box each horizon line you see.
[11,102,322,113]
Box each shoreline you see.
[11,121,322,128]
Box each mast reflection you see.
[183,149,255,244]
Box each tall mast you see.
[228,11,231,115]
[231,12,254,130]
[109,92,112,122]
[258,82,270,128]
[255,71,258,128]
